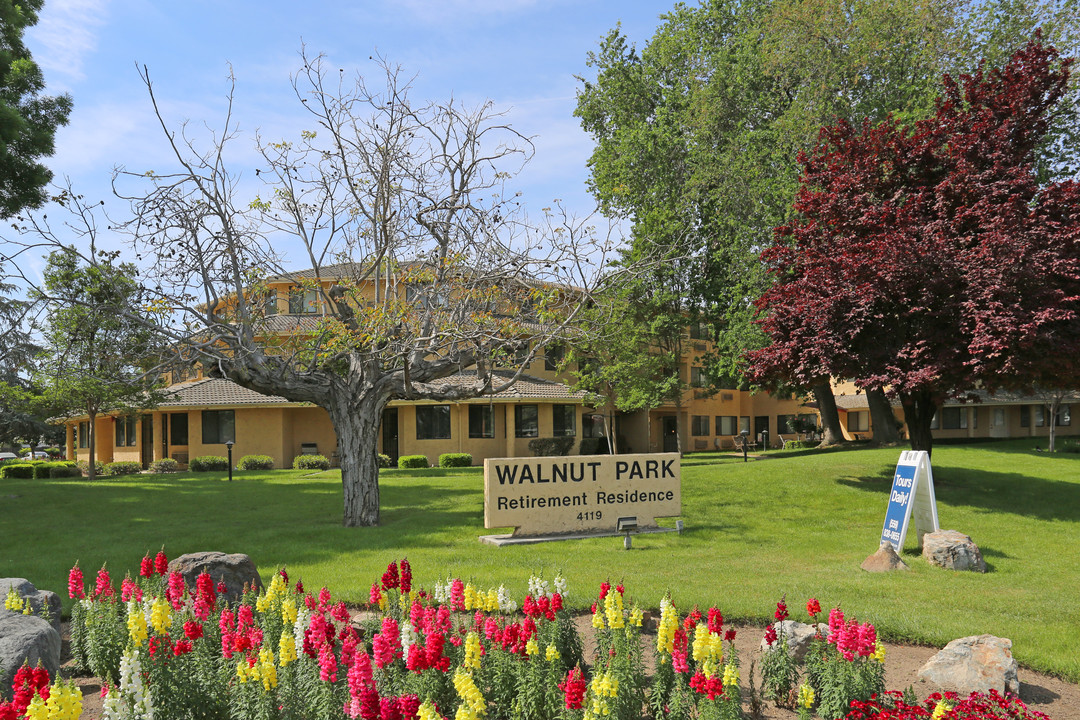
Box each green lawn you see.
[3,439,1079,683]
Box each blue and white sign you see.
[880,450,940,552]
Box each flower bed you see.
[0,556,1052,720]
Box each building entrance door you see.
[662,416,679,453]
[382,409,399,463]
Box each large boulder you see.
[759,621,828,661]
[0,615,60,701]
[167,552,263,603]
[861,543,910,572]
[0,579,62,636]
[917,635,1019,695]
[922,530,987,572]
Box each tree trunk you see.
[87,409,97,482]
[1048,398,1060,453]
[867,388,901,445]
[900,390,938,456]
[326,389,389,527]
[674,392,684,456]
[812,382,844,446]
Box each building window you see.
[416,406,451,440]
[78,421,89,449]
[848,411,869,433]
[777,414,797,434]
[553,405,576,437]
[691,415,710,436]
[515,405,539,438]
[690,366,706,387]
[1035,405,1046,427]
[739,416,751,434]
[116,416,137,447]
[264,290,278,316]
[941,407,967,430]
[1020,406,1029,427]
[582,413,605,438]
[468,405,494,439]
[715,416,737,435]
[170,413,189,445]
[288,287,318,314]
[202,410,235,444]
[1057,404,1071,426]
[545,344,564,371]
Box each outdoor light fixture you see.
[617,516,638,549]
[740,429,749,463]
[225,440,235,482]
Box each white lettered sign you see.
[484,453,681,536]
[880,450,940,551]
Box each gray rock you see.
[922,530,987,572]
[917,634,1019,695]
[861,543,910,572]
[0,579,63,635]
[759,621,829,661]
[167,551,263,603]
[0,615,60,701]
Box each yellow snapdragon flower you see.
[127,606,148,645]
[259,648,278,690]
[150,597,171,635]
[723,663,739,688]
[526,637,539,655]
[453,669,486,716]
[281,596,298,625]
[24,693,48,720]
[46,681,83,720]
[932,701,952,719]
[797,683,815,709]
[463,632,482,670]
[591,610,605,629]
[872,641,886,663]
[604,590,624,629]
[279,633,297,666]
[629,606,643,627]
[545,644,559,662]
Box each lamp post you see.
[225,440,234,482]
[740,429,749,463]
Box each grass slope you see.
[2,440,1077,682]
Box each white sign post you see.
[880,450,940,552]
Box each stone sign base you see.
[479,526,679,547]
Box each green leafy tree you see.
[34,245,164,480]
[576,0,1079,445]
[0,0,72,218]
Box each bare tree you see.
[108,53,620,526]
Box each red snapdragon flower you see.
[400,558,412,594]
[559,668,587,709]
[139,555,154,578]
[154,550,168,575]
[67,563,84,600]
[775,599,788,622]
[806,597,821,617]
[381,561,399,591]
[764,625,778,646]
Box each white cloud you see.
[26,0,109,84]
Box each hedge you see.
[150,458,179,473]
[189,456,230,472]
[105,461,144,476]
[528,437,575,457]
[438,453,472,468]
[376,454,393,468]
[76,460,106,477]
[782,440,821,450]
[237,455,275,471]
[293,454,330,471]
[397,455,429,469]
[33,461,79,479]
[0,463,35,479]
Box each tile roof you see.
[159,378,291,407]
[158,371,584,408]
[426,370,586,401]
[828,389,1079,411]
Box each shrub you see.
[189,456,230,472]
[376,453,393,468]
[237,454,275,471]
[0,463,35,479]
[48,463,82,479]
[149,458,179,473]
[578,437,610,455]
[105,461,143,476]
[293,454,330,471]
[32,461,78,479]
[528,437,575,457]
[397,454,429,469]
[76,460,106,477]
[438,452,472,468]
[782,440,821,450]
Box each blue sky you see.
[23,0,672,276]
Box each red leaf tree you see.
[747,38,1080,453]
